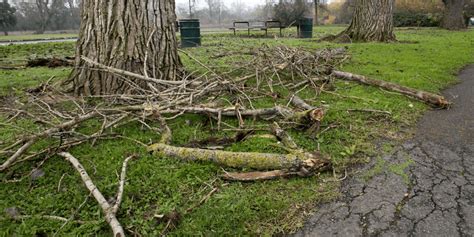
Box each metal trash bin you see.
[179,19,201,48]
[298,18,313,38]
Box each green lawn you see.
[0,33,78,42]
[0,26,473,236]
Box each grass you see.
[0,33,77,42]
[1,26,473,236]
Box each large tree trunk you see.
[339,0,396,42]
[65,0,182,96]
[441,0,467,30]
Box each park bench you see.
[229,20,285,37]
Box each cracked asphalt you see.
[294,65,474,237]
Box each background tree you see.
[331,0,355,24]
[441,0,467,30]
[465,0,474,24]
[0,0,16,36]
[314,0,319,25]
[273,0,311,26]
[338,0,396,42]
[65,0,182,96]
[35,0,71,34]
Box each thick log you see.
[332,70,451,108]
[148,143,330,172]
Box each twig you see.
[112,155,137,215]
[1,111,100,172]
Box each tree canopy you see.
[0,0,16,35]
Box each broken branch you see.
[59,152,125,237]
[332,70,451,108]
[148,143,330,173]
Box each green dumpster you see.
[179,19,201,48]
[298,18,313,38]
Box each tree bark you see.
[441,0,467,30]
[65,0,183,96]
[314,0,319,25]
[339,0,396,42]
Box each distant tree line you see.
[176,0,319,27]
[0,0,17,35]
[176,0,271,26]
[330,0,473,28]
[0,0,80,35]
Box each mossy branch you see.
[148,143,331,176]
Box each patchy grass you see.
[0,33,77,42]
[1,27,473,236]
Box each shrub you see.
[394,11,442,27]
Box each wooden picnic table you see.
[229,20,285,37]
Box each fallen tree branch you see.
[289,95,316,111]
[0,111,100,172]
[148,143,330,173]
[59,152,125,237]
[160,105,325,127]
[81,56,200,87]
[112,155,137,215]
[222,170,295,181]
[332,70,451,108]
[270,122,298,150]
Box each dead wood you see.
[59,152,125,237]
[184,131,254,149]
[148,143,330,173]
[290,95,316,111]
[81,56,200,87]
[0,111,100,172]
[112,155,137,215]
[222,170,294,181]
[160,106,324,127]
[332,70,451,108]
[27,57,73,68]
[270,122,298,150]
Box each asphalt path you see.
[294,65,474,237]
